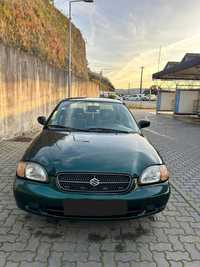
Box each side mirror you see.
[37,116,47,126]
[138,120,150,129]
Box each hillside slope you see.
[0,0,88,77]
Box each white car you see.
[128,95,142,101]
[116,95,123,101]
[149,95,157,101]
[142,95,150,101]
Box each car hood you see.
[23,130,162,177]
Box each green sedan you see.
[14,98,170,220]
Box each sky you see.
[55,0,200,89]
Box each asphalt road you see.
[0,110,200,267]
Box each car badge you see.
[89,177,100,187]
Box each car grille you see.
[57,173,134,193]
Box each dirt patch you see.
[88,233,107,242]
[114,232,139,241]
[115,243,126,252]
[10,136,33,142]
[24,214,32,220]
[34,230,62,239]
[114,226,150,242]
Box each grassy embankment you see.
[0,0,88,77]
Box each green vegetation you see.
[89,71,115,92]
[0,0,88,77]
[126,102,155,110]
[108,94,117,99]
[0,0,115,88]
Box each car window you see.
[47,101,139,133]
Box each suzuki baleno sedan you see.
[14,98,170,220]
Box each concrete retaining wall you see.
[0,43,99,139]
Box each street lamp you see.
[68,0,94,98]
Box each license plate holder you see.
[63,200,127,217]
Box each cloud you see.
[55,0,200,88]
[109,34,200,88]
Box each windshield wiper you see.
[47,125,86,132]
[85,128,133,133]
[47,125,136,134]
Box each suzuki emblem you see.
[89,177,100,187]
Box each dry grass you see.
[0,0,88,77]
[126,102,155,110]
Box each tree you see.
[144,85,160,95]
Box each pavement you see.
[0,110,200,267]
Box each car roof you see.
[65,97,123,104]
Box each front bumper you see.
[13,178,170,220]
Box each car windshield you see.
[47,100,139,133]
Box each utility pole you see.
[139,66,144,94]
[99,71,103,92]
[149,86,152,101]
[128,82,131,95]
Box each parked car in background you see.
[123,95,130,100]
[127,95,140,101]
[116,95,123,101]
[141,95,150,101]
[14,98,170,220]
[149,95,157,101]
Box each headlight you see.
[139,165,169,185]
[16,162,48,182]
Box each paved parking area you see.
[0,110,200,267]
[136,110,200,211]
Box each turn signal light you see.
[16,161,25,177]
[160,165,169,181]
